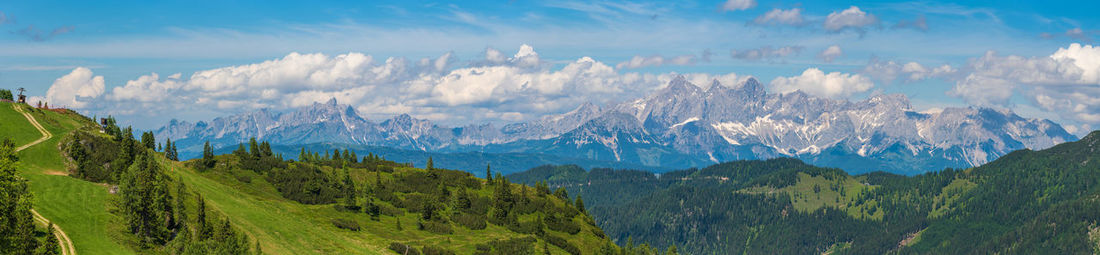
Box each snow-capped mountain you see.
[156,77,1076,175]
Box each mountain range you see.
[155,76,1076,175]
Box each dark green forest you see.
[510,131,1100,254]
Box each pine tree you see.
[341,167,357,210]
[299,148,308,162]
[141,131,156,149]
[426,156,434,170]
[0,139,39,254]
[486,163,493,183]
[196,194,209,240]
[576,195,586,214]
[259,141,272,157]
[40,222,60,255]
[202,141,216,169]
[248,138,260,159]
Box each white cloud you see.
[730,46,803,61]
[818,45,843,62]
[769,68,874,98]
[861,59,957,83]
[947,43,1100,129]
[824,6,879,32]
[47,45,746,126]
[753,8,803,26]
[721,0,756,11]
[45,67,105,109]
[615,54,697,69]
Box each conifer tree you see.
[40,222,60,255]
[342,167,357,209]
[486,163,493,183]
[259,141,272,157]
[141,131,156,149]
[426,156,434,170]
[248,138,261,159]
[202,141,216,169]
[575,195,586,214]
[0,139,39,254]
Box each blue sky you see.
[1,0,1099,135]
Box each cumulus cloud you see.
[47,45,745,125]
[730,46,803,61]
[615,54,698,69]
[861,59,956,83]
[947,43,1100,128]
[824,6,878,32]
[721,0,756,11]
[770,68,874,98]
[818,45,843,62]
[45,67,105,109]
[753,8,804,26]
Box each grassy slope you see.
[1,102,133,254]
[168,157,602,254]
[4,102,609,254]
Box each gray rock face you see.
[156,77,1077,174]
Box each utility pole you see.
[16,87,26,104]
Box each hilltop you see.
[511,131,1100,254]
[0,101,636,255]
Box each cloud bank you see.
[42,45,744,125]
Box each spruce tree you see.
[341,167,357,210]
[486,163,493,183]
[259,141,272,157]
[40,222,60,255]
[426,156,434,170]
[202,141,216,169]
[248,138,260,159]
[575,195,586,214]
[0,139,39,254]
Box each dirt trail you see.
[13,104,76,255]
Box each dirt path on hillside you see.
[13,104,76,255]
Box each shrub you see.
[331,218,360,231]
[417,220,453,235]
[543,234,581,255]
[474,237,536,255]
[421,245,457,255]
[452,212,487,230]
[388,242,420,255]
[545,215,581,235]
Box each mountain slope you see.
[156,78,1075,175]
[509,131,1100,254]
[4,101,624,254]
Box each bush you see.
[543,234,581,255]
[474,237,536,255]
[421,245,457,255]
[545,215,581,235]
[331,218,360,231]
[379,202,403,217]
[417,220,453,235]
[388,242,420,255]
[507,218,541,235]
[452,212,487,230]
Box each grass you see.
[928,178,976,218]
[0,103,40,146]
[2,102,133,255]
[738,172,882,220]
[4,101,609,254]
[169,159,598,254]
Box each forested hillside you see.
[510,132,1100,254]
[1,101,635,255]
